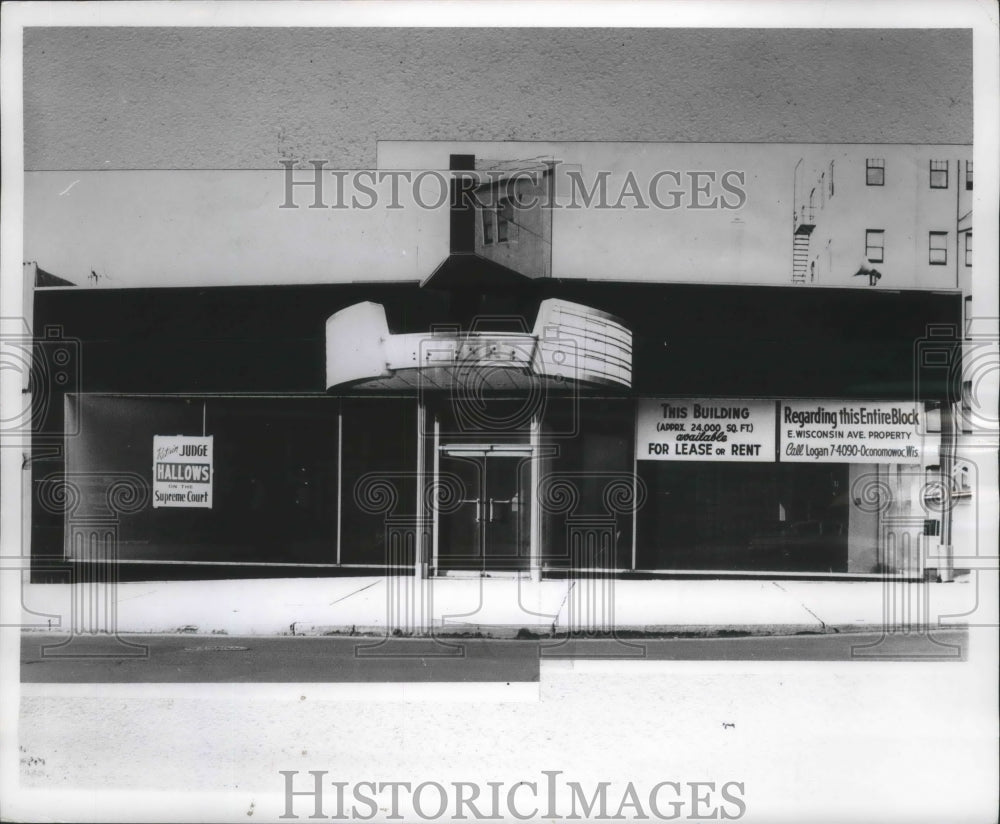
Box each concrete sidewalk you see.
[17,573,980,637]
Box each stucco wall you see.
[24,28,971,171]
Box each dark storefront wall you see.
[32,282,961,580]
[47,395,417,575]
[540,398,636,572]
[44,393,928,579]
[341,399,418,566]
[636,462,853,573]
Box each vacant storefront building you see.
[27,146,967,583]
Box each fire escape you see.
[792,201,815,284]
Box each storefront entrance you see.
[436,445,532,574]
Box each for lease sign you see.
[780,401,923,464]
[636,399,776,461]
[153,435,213,508]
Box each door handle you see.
[463,498,482,523]
[488,498,516,521]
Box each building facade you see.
[26,144,973,585]
[792,147,972,291]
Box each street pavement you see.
[20,628,967,682]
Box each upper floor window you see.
[482,205,495,245]
[929,231,948,265]
[828,161,835,197]
[496,197,514,243]
[866,158,884,186]
[965,161,973,191]
[866,229,884,263]
[930,160,949,189]
[965,232,972,267]
[482,195,517,245]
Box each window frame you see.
[865,229,885,263]
[482,204,495,245]
[866,158,885,186]
[495,204,507,244]
[964,232,972,267]
[965,160,973,191]
[928,231,948,266]
[496,196,515,244]
[930,160,949,189]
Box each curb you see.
[21,622,911,639]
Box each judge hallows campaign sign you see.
[780,401,924,464]
[636,399,776,461]
[153,435,213,508]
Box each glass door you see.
[437,446,531,573]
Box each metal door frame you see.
[433,442,535,576]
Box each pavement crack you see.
[772,581,826,630]
[116,590,161,602]
[329,580,380,606]
[553,581,576,633]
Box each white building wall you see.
[799,147,971,290]
[25,143,972,291]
